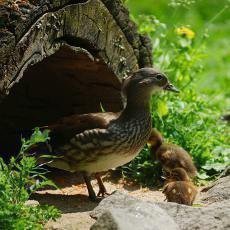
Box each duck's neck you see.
[150,140,162,154]
[120,92,151,119]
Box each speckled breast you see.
[76,115,152,173]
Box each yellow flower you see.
[175,26,195,39]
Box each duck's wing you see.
[162,182,174,194]
[162,182,177,202]
[30,112,118,160]
[44,112,120,147]
[46,127,113,172]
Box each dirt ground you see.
[30,169,167,229]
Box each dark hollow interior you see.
[0,46,122,158]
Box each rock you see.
[90,211,119,230]
[91,184,230,230]
[156,176,230,230]
[157,200,230,230]
[201,176,230,204]
[90,191,179,230]
[25,199,39,206]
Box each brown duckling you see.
[148,128,197,178]
[147,128,164,156]
[163,167,198,205]
[31,68,179,201]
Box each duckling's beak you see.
[164,83,180,93]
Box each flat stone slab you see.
[90,191,179,230]
[201,175,230,204]
[91,184,230,230]
[157,200,230,230]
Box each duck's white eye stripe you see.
[155,74,163,80]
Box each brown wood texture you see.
[0,0,152,155]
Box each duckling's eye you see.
[155,74,163,80]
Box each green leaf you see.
[196,172,209,180]
[157,101,169,118]
[100,102,106,112]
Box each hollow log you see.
[0,0,152,155]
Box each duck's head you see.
[148,128,164,147]
[148,128,164,159]
[122,68,179,99]
[169,168,190,181]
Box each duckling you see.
[147,128,164,159]
[163,167,198,205]
[31,68,179,201]
[148,128,197,178]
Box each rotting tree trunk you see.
[0,0,152,156]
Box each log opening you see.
[0,45,122,156]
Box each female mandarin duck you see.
[33,68,179,200]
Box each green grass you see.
[0,128,60,229]
[127,0,230,105]
[121,0,230,185]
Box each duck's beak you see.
[163,83,180,93]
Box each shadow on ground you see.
[30,168,165,217]
[31,193,98,213]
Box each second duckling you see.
[163,167,198,205]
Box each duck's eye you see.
[155,74,163,80]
